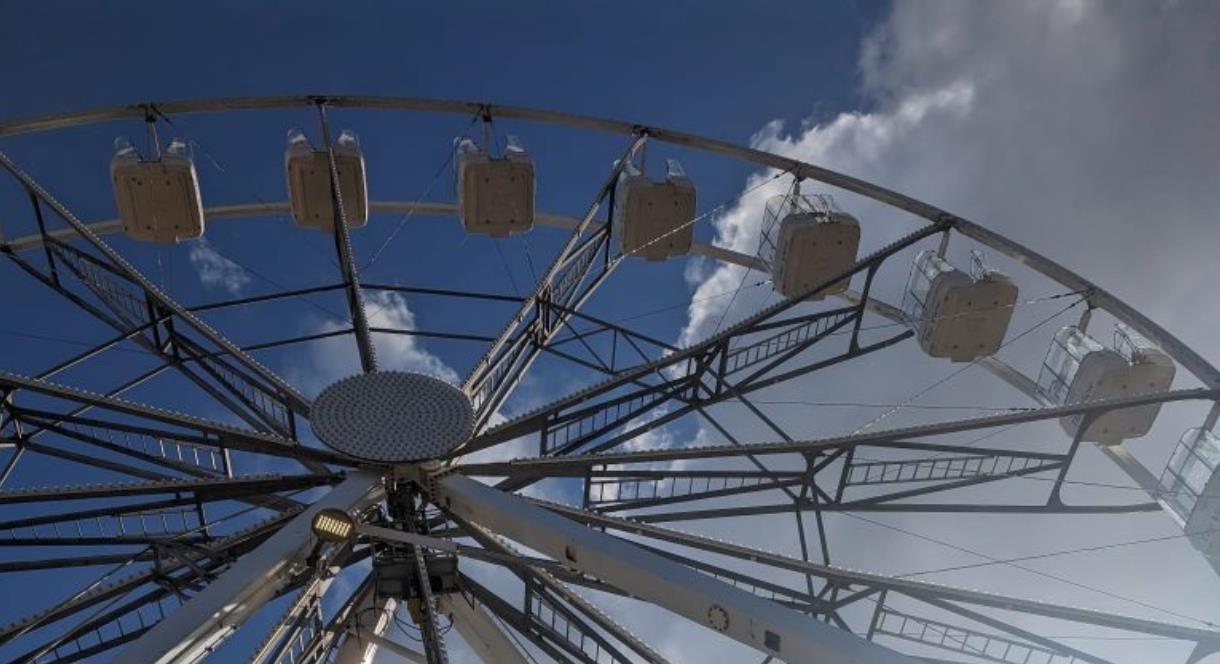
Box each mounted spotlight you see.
[311,508,356,544]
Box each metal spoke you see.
[0,370,348,465]
[465,222,946,457]
[0,473,337,505]
[462,133,647,431]
[458,574,583,664]
[411,537,450,664]
[583,468,806,512]
[562,423,1097,520]
[0,507,300,651]
[247,575,332,664]
[316,101,377,374]
[450,515,668,664]
[327,575,402,664]
[0,151,310,437]
[463,386,1218,476]
[439,587,530,664]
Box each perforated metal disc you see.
[311,371,474,464]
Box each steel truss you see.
[0,155,309,441]
[464,221,944,463]
[0,370,342,467]
[0,95,1216,664]
[0,507,302,664]
[462,134,647,431]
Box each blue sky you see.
[4,2,1220,663]
[0,1,880,132]
[0,3,887,661]
[0,0,885,379]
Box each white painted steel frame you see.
[0,151,313,415]
[111,471,383,664]
[0,95,1214,663]
[436,472,917,663]
[344,630,426,663]
[335,593,397,664]
[439,590,531,664]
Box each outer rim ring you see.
[1,93,1213,388]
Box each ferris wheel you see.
[0,95,1217,664]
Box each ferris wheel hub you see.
[311,371,473,464]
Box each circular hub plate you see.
[311,371,474,464]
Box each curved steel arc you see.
[0,94,1210,388]
[0,472,338,504]
[0,203,1099,417]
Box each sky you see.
[1,1,1219,663]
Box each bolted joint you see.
[393,460,453,504]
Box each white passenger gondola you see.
[613,159,695,261]
[1159,428,1220,570]
[285,128,368,232]
[457,135,535,237]
[110,137,205,243]
[1037,324,1176,444]
[902,250,1017,362]
[761,193,859,300]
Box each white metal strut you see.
[112,471,383,664]
[435,472,917,664]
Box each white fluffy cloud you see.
[297,290,460,392]
[686,1,1220,355]
[187,238,252,296]
[363,291,461,383]
[646,2,1220,661]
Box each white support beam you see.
[434,473,917,664]
[337,595,403,664]
[113,471,384,664]
[248,575,336,664]
[439,592,530,664]
[345,629,426,663]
